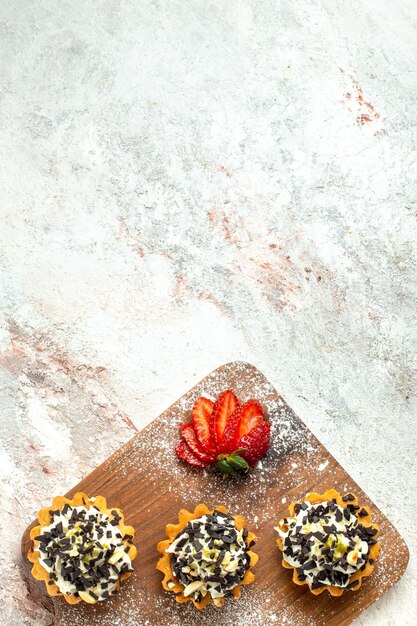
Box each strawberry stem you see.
[216,450,249,475]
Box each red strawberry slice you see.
[180,423,215,463]
[219,406,242,453]
[210,390,239,448]
[239,420,271,466]
[192,397,214,452]
[236,399,264,443]
[175,440,208,467]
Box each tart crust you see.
[156,503,258,610]
[27,492,137,605]
[276,489,380,596]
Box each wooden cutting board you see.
[21,362,409,626]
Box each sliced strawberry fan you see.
[175,389,271,476]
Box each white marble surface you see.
[0,1,416,624]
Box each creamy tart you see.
[28,492,137,604]
[156,504,258,609]
[276,489,380,596]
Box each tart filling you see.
[32,499,134,602]
[276,494,379,592]
[166,510,252,603]
[156,504,258,609]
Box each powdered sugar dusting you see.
[110,362,321,524]
[57,585,303,626]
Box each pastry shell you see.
[276,489,380,597]
[27,492,137,605]
[156,503,258,610]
